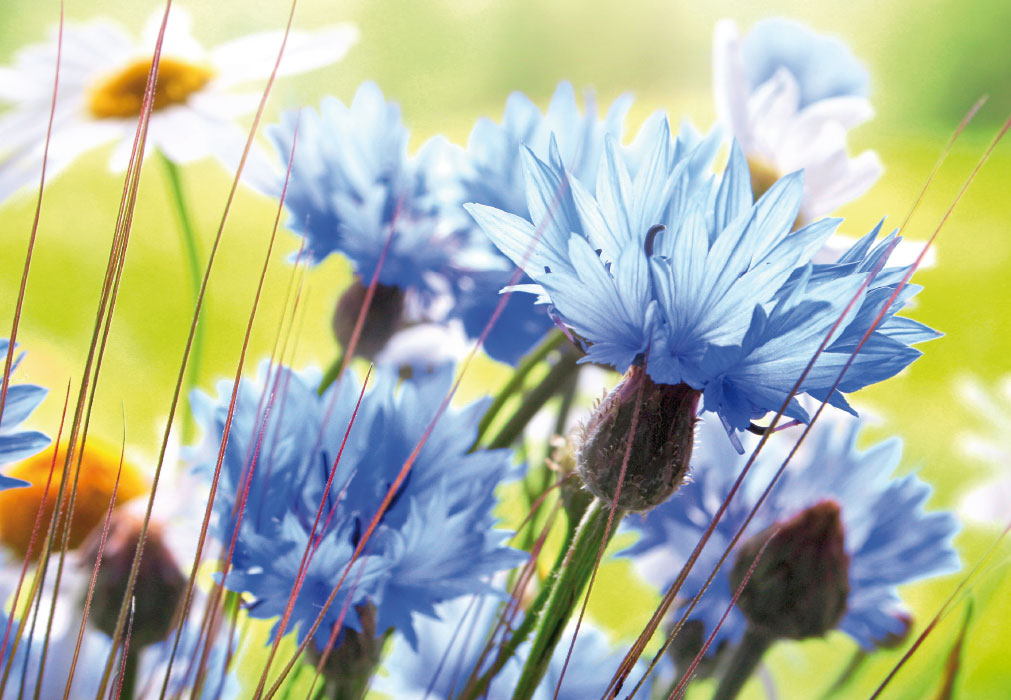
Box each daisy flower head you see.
[0,439,148,559]
[625,415,960,655]
[375,594,653,699]
[190,362,521,653]
[713,17,882,222]
[956,375,1011,525]
[467,121,937,442]
[0,339,50,491]
[0,6,358,202]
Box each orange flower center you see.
[0,441,148,560]
[88,57,213,119]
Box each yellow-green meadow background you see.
[1,0,1009,697]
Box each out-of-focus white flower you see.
[0,7,357,202]
[957,375,1011,525]
[713,18,882,223]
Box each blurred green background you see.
[1,1,1010,698]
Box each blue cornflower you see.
[466,120,937,435]
[268,82,469,298]
[374,594,653,699]
[625,416,960,653]
[739,18,869,108]
[449,82,633,365]
[452,83,719,365]
[190,364,521,651]
[0,339,50,491]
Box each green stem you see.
[317,347,348,396]
[160,152,204,445]
[552,367,579,438]
[118,648,140,700]
[511,499,620,700]
[819,649,868,699]
[487,346,581,451]
[475,330,567,447]
[457,466,584,700]
[712,626,775,700]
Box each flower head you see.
[268,83,471,297]
[713,18,881,221]
[449,83,636,365]
[190,363,521,651]
[626,416,960,653]
[467,122,936,435]
[0,339,50,491]
[0,7,357,202]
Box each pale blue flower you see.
[190,364,521,651]
[450,83,632,364]
[466,121,936,433]
[268,83,470,299]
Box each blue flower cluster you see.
[467,126,937,432]
[374,594,653,699]
[271,80,720,366]
[0,339,49,491]
[625,415,960,653]
[190,364,521,650]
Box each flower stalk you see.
[511,498,620,700]
[159,152,204,445]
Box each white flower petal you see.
[140,6,205,61]
[800,95,874,129]
[0,118,122,200]
[805,149,883,218]
[712,19,753,150]
[148,106,213,163]
[209,23,359,87]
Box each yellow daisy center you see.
[747,157,783,202]
[88,57,213,119]
[747,157,805,230]
[0,441,148,560]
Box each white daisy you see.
[713,17,883,223]
[957,375,1011,526]
[0,7,358,202]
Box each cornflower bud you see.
[332,279,405,360]
[83,512,186,649]
[730,500,850,640]
[548,434,593,523]
[308,603,388,700]
[574,366,699,512]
